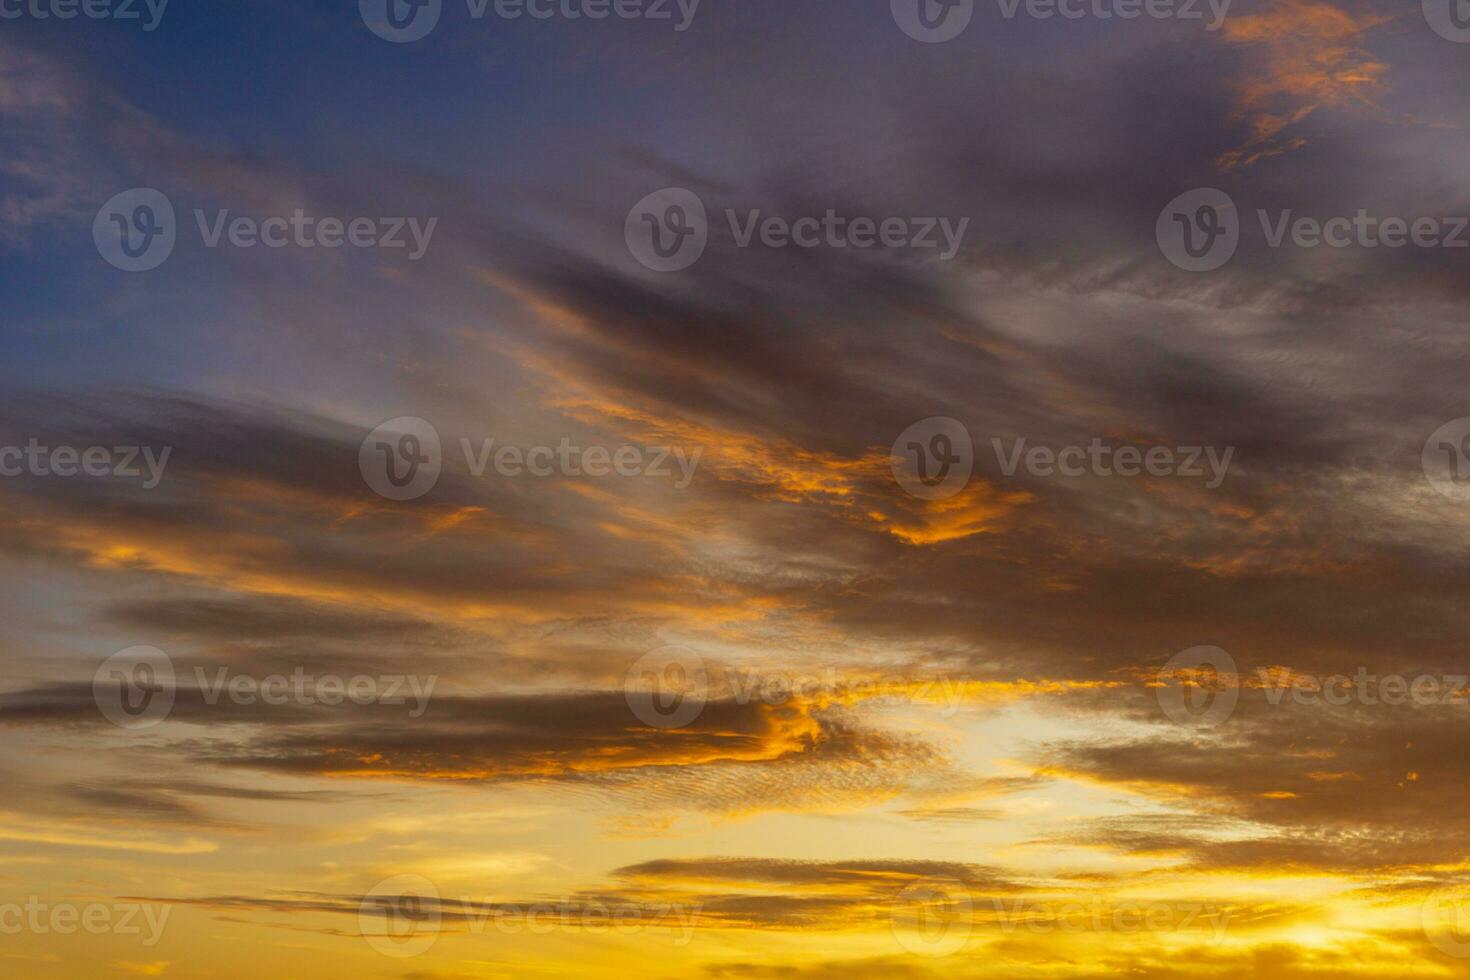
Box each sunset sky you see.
[5,1,1470,977]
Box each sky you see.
[4,0,1470,977]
